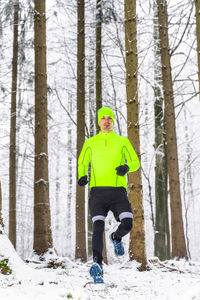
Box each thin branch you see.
[54,89,77,126]
[54,88,90,138]
[170,4,193,56]
[141,166,155,228]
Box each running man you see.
[78,106,140,283]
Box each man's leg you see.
[110,215,133,256]
[89,188,109,264]
[113,214,133,241]
[89,188,109,282]
[92,218,105,265]
[110,188,133,256]
[89,218,105,283]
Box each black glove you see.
[78,175,88,186]
[115,164,129,176]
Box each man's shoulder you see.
[85,132,129,143]
[85,134,99,144]
[114,133,129,142]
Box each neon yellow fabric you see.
[98,107,115,125]
[78,130,140,189]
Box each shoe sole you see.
[90,263,104,284]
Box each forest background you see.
[0,0,200,267]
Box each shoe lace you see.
[114,239,122,249]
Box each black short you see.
[89,187,133,222]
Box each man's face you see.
[99,116,113,133]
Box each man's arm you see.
[78,140,91,179]
[123,138,140,172]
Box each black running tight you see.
[92,218,133,264]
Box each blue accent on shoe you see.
[110,233,125,256]
[89,263,104,284]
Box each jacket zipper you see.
[105,135,108,147]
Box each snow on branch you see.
[35,179,48,185]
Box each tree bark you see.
[34,0,53,255]
[156,0,187,258]
[88,55,95,257]
[153,2,170,261]
[55,131,61,254]
[96,0,102,130]
[66,97,73,256]
[9,2,19,248]
[95,0,108,263]
[75,0,87,261]
[195,0,200,97]
[125,0,147,270]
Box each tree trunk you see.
[124,0,147,270]
[9,2,19,249]
[88,53,95,258]
[153,2,170,261]
[95,0,108,263]
[156,0,187,258]
[183,109,193,259]
[34,0,53,255]
[102,232,108,264]
[55,131,60,254]
[195,0,200,97]
[66,96,73,256]
[75,0,87,261]
[96,0,102,130]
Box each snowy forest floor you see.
[1,252,200,300]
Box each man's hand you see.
[78,175,88,186]
[115,164,129,176]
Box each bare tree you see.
[124,0,147,270]
[156,0,187,258]
[88,38,95,258]
[34,0,53,255]
[66,96,73,256]
[96,0,102,128]
[153,1,170,260]
[75,0,87,261]
[195,0,200,97]
[9,1,19,248]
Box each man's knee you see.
[121,217,133,232]
[93,220,105,233]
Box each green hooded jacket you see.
[78,130,140,189]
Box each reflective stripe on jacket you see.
[78,130,140,189]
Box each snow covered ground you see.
[0,236,200,300]
[1,258,200,300]
[1,234,200,300]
